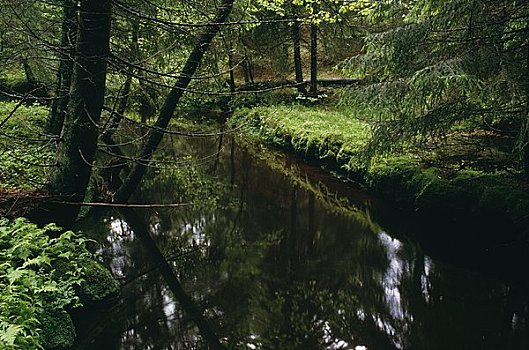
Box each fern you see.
[0,218,95,349]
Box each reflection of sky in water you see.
[161,286,176,324]
[323,320,351,349]
[421,256,433,303]
[182,215,210,247]
[104,217,135,279]
[374,232,436,349]
[378,232,405,321]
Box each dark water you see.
[76,134,529,350]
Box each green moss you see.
[79,260,120,304]
[230,105,369,172]
[38,309,75,350]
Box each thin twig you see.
[50,201,194,208]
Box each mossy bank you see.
[229,105,529,251]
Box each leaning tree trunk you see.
[47,0,78,136]
[114,0,235,202]
[48,0,112,208]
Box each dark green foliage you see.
[341,0,529,174]
[78,260,120,304]
[0,102,53,190]
[38,309,75,350]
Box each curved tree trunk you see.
[114,0,235,202]
[48,0,112,211]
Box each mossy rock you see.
[38,309,75,350]
[79,260,120,304]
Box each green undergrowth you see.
[0,218,119,349]
[230,105,529,237]
[0,101,54,190]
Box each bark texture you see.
[48,0,112,206]
[290,2,305,94]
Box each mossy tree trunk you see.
[48,0,112,208]
[22,59,36,86]
[114,0,235,202]
[47,0,78,136]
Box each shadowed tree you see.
[48,0,112,212]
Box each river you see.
[74,132,529,349]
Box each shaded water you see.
[77,134,529,349]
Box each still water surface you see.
[77,135,528,349]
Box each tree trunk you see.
[242,51,254,84]
[114,0,235,202]
[227,43,236,93]
[47,0,78,136]
[48,0,112,209]
[309,5,318,96]
[291,14,305,94]
[523,23,529,179]
[101,20,139,144]
[139,79,156,135]
[22,59,36,85]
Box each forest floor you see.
[0,101,54,217]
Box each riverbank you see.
[229,104,529,251]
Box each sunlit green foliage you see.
[257,0,401,22]
[231,104,370,173]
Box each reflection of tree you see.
[80,137,529,349]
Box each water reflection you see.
[78,136,529,349]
